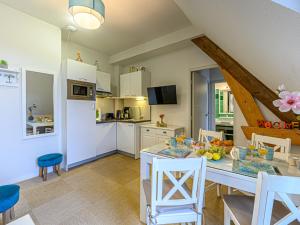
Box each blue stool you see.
[0,185,20,224]
[37,153,63,181]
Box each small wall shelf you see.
[242,126,300,145]
[0,68,20,87]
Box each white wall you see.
[0,3,61,185]
[123,45,215,136]
[62,40,113,74]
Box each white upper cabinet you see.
[65,59,96,83]
[96,71,111,92]
[120,71,151,97]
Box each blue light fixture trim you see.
[69,0,105,19]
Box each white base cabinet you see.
[96,123,117,156]
[140,124,184,150]
[117,122,144,158]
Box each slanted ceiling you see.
[175,0,300,93]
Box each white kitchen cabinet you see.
[96,71,111,92]
[65,59,96,83]
[140,124,184,150]
[120,71,151,97]
[96,122,117,155]
[117,122,135,155]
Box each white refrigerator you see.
[67,100,96,167]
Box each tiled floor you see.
[7,154,224,225]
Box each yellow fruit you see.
[204,152,213,160]
[196,149,206,155]
[212,153,221,161]
[248,145,256,151]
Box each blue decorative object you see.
[69,0,105,30]
[184,138,193,148]
[169,137,177,148]
[265,146,274,161]
[238,146,248,160]
[0,185,20,213]
[38,153,63,181]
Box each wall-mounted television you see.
[147,85,177,105]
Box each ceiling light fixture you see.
[69,0,105,30]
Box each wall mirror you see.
[22,69,55,138]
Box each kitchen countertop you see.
[140,123,184,131]
[96,119,151,124]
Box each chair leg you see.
[224,205,231,225]
[196,213,202,225]
[56,164,61,176]
[39,167,43,177]
[228,187,232,195]
[217,184,221,197]
[10,207,15,220]
[43,167,48,181]
[2,210,10,225]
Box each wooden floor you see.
[5,154,225,225]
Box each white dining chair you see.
[143,157,207,225]
[198,129,224,145]
[223,172,300,225]
[251,133,291,162]
[199,129,224,197]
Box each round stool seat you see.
[0,185,20,213]
[37,153,63,167]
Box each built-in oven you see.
[67,79,96,101]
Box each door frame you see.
[190,65,223,138]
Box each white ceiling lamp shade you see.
[69,0,105,30]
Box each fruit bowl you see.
[196,145,226,161]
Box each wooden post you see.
[2,210,10,224]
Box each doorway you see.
[191,67,235,140]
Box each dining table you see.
[139,143,300,223]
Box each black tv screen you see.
[147,85,177,105]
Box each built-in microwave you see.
[67,79,96,101]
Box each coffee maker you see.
[123,107,131,119]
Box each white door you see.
[192,70,209,139]
[120,74,131,97]
[96,71,111,92]
[67,59,96,83]
[96,122,116,155]
[130,72,142,96]
[117,123,135,154]
[67,100,96,166]
[141,134,156,149]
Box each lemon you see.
[196,149,206,155]
[212,153,221,161]
[204,152,213,160]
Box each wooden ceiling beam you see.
[192,36,297,122]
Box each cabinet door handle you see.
[146,129,150,132]
[163,131,167,134]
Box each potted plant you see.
[0,59,8,69]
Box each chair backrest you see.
[151,157,207,216]
[252,172,300,225]
[251,133,291,162]
[198,128,223,143]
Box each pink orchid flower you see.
[273,91,300,114]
